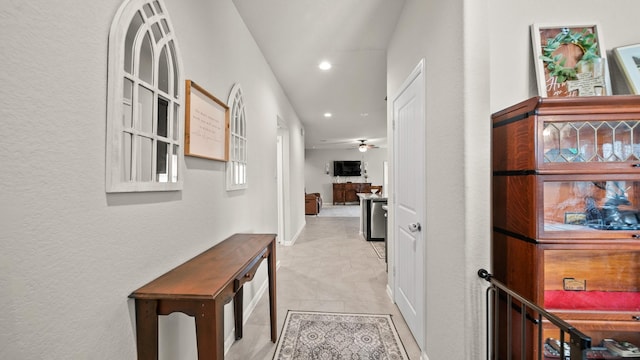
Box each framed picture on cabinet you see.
[564,212,586,225]
[613,44,640,94]
[531,23,611,97]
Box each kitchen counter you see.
[357,193,387,241]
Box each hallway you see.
[226,216,422,359]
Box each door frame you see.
[277,117,289,245]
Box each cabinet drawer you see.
[543,247,640,312]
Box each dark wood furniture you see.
[492,96,640,359]
[333,182,370,204]
[305,193,322,215]
[129,233,277,360]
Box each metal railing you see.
[478,269,591,360]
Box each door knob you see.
[408,222,421,232]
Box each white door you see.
[393,59,425,348]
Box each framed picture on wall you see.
[614,44,640,94]
[531,23,611,97]
[184,80,230,161]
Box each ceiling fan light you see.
[318,61,332,70]
[359,144,368,152]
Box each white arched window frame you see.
[226,84,248,190]
[106,0,184,192]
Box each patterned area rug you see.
[273,311,409,360]
[371,241,385,260]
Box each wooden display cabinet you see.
[333,182,371,205]
[492,96,640,359]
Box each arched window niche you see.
[106,0,184,192]
[226,84,248,190]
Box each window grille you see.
[226,84,248,190]
[106,0,183,192]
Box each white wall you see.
[4,0,640,359]
[489,0,640,110]
[387,1,472,359]
[387,0,640,359]
[0,1,305,359]
[305,148,387,204]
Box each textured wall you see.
[387,0,640,359]
[0,0,305,359]
[387,0,467,358]
[489,0,640,110]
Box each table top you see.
[130,233,275,300]
[356,193,387,201]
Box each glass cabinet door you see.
[541,175,640,238]
[541,119,640,170]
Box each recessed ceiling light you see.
[318,61,332,70]
[324,112,332,118]
[360,113,369,117]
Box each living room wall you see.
[305,148,388,205]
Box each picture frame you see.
[531,23,611,97]
[564,212,586,225]
[184,80,230,161]
[613,44,640,94]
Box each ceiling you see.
[233,0,405,150]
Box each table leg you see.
[135,299,159,360]
[234,286,243,340]
[194,299,224,360]
[268,239,277,343]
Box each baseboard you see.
[284,221,305,246]
[421,351,429,360]
[386,284,393,301]
[224,260,282,354]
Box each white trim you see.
[224,260,282,355]
[276,134,285,244]
[224,278,268,353]
[284,221,305,246]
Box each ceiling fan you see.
[314,138,384,150]
[357,139,377,152]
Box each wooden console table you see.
[129,233,277,360]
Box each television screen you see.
[333,161,361,176]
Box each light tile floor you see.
[225,216,422,359]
